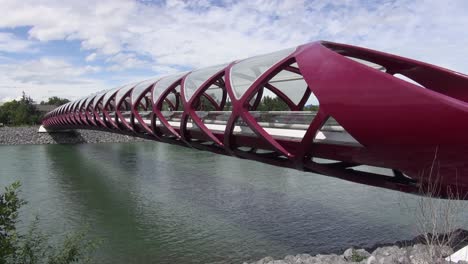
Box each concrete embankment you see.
[0,126,147,145]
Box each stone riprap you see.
[246,244,467,264]
[0,126,147,145]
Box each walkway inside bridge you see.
[110,110,361,146]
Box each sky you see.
[0,0,467,103]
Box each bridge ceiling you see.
[70,100,79,112]
[59,104,66,115]
[183,63,228,102]
[230,47,296,99]
[84,95,95,110]
[152,72,187,105]
[115,83,138,106]
[93,91,107,109]
[62,103,69,114]
[102,87,121,108]
[131,78,159,105]
[78,97,87,111]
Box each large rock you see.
[343,248,370,262]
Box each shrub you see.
[0,182,98,264]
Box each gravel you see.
[0,126,147,145]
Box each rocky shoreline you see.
[246,244,462,264]
[246,230,468,264]
[0,126,147,145]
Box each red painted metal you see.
[41,41,468,199]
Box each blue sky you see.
[0,0,468,102]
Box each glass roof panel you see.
[152,73,186,104]
[70,100,79,112]
[84,95,95,110]
[131,78,159,104]
[103,87,121,107]
[78,98,87,110]
[70,101,77,111]
[230,47,296,99]
[115,83,138,105]
[62,103,69,113]
[203,84,224,106]
[184,64,227,101]
[66,102,74,113]
[75,99,83,111]
[345,56,386,71]
[93,91,108,109]
[268,70,308,104]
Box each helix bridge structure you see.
[42,41,468,199]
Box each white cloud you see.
[151,65,181,76]
[85,52,97,62]
[0,0,468,101]
[0,95,21,103]
[0,57,108,102]
[106,52,149,71]
[0,32,37,53]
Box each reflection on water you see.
[0,143,467,263]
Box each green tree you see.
[303,104,319,111]
[256,96,289,111]
[40,97,70,106]
[0,182,25,262]
[195,95,217,111]
[0,92,41,125]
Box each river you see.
[1,142,466,263]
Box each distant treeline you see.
[200,95,319,111]
[39,96,70,106]
[0,93,69,126]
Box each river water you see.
[1,142,466,263]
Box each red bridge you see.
[41,41,468,199]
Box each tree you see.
[0,182,25,262]
[256,96,289,111]
[304,104,319,111]
[40,97,70,106]
[0,92,41,125]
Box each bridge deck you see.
[108,111,361,146]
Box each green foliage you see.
[350,249,367,262]
[256,96,290,111]
[0,182,98,264]
[0,92,41,126]
[0,182,26,262]
[224,100,232,111]
[304,104,319,111]
[196,95,217,111]
[40,97,70,106]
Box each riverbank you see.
[0,126,147,145]
[246,244,457,264]
[246,229,468,264]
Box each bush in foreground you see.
[0,182,98,264]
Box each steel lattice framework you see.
[42,41,468,199]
